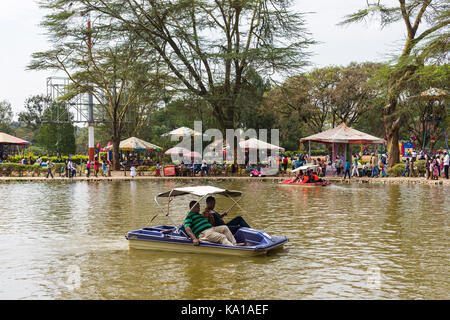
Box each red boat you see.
[279,179,331,187]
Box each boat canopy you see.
[292,164,319,173]
[156,186,243,198]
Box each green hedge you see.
[414,160,427,176]
[388,160,427,177]
[136,165,156,175]
[0,163,48,177]
[7,154,89,165]
[388,163,405,177]
[0,163,82,177]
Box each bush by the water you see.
[387,163,405,177]
[7,154,89,165]
[136,165,156,175]
[0,163,47,177]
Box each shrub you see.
[388,163,405,177]
[0,164,13,176]
[414,160,426,176]
[30,165,42,177]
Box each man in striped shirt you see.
[184,200,243,246]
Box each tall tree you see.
[0,100,14,134]
[37,102,76,155]
[30,2,166,169]
[340,0,449,167]
[401,64,450,149]
[329,62,383,127]
[74,0,314,162]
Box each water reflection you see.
[0,181,448,299]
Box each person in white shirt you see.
[130,165,137,178]
[201,159,209,176]
[443,151,449,179]
[67,160,74,178]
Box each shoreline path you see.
[0,171,449,186]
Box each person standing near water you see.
[351,155,359,177]
[102,160,107,177]
[155,162,161,176]
[86,160,91,178]
[46,160,54,179]
[201,159,208,176]
[130,165,137,178]
[94,159,99,177]
[343,159,351,179]
[443,151,449,179]
[401,158,410,177]
[67,159,74,178]
[370,153,379,178]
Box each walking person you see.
[46,160,54,179]
[409,158,415,177]
[351,155,359,177]
[86,160,91,178]
[67,159,73,178]
[425,156,431,179]
[102,160,107,177]
[201,159,209,177]
[335,157,342,176]
[432,156,439,180]
[283,156,288,173]
[155,162,161,176]
[443,151,449,179]
[130,164,137,178]
[60,162,66,178]
[94,159,99,177]
[401,158,410,177]
[436,155,441,177]
[343,159,351,179]
[370,153,379,178]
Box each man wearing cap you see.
[444,151,449,179]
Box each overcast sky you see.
[0,0,406,116]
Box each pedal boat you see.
[125,186,288,257]
[280,164,330,187]
[279,179,330,187]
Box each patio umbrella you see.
[161,127,202,138]
[0,132,30,145]
[119,137,163,151]
[164,146,191,156]
[184,151,202,159]
[239,137,285,151]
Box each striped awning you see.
[104,137,162,151]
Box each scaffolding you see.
[44,76,129,124]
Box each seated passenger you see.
[311,172,324,183]
[291,170,304,182]
[184,200,245,246]
[302,174,310,183]
[202,196,251,234]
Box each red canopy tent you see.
[0,132,31,160]
[0,132,30,145]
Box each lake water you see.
[0,180,448,299]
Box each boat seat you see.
[178,225,190,239]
